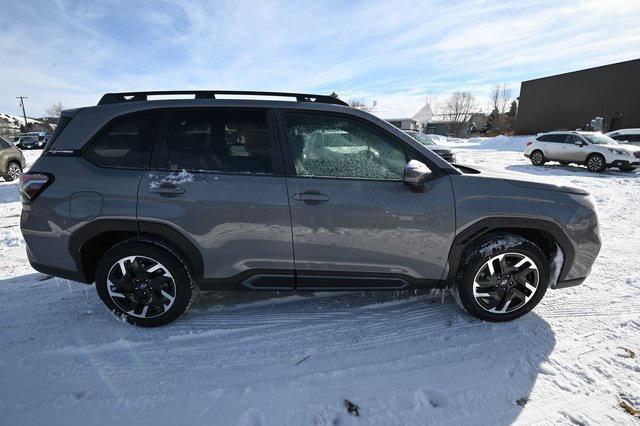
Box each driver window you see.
[283,113,408,180]
[565,135,581,144]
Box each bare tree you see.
[348,99,377,112]
[490,84,512,115]
[45,101,63,119]
[439,92,477,136]
[485,85,514,134]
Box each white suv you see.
[606,128,640,146]
[524,131,640,172]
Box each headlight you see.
[608,148,629,156]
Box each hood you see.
[618,143,640,152]
[600,143,640,152]
[505,178,589,195]
[453,164,589,195]
[428,144,452,153]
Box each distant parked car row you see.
[12,131,50,149]
[525,130,640,172]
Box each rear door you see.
[542,134,567,160]
[278,110,455,289]
[137,108,294,289]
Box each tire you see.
[3,161,22,181]
[95,241,195,327]
[530,150,545,166]
[586,153,606,172]
[452,233,549,322]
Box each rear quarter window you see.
[84,112,159,169]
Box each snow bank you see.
[438,135,533,151]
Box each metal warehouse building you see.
[515,59,640,135]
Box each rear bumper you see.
[25,242,88,283]
[28,258,88,283]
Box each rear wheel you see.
[530,150,545,166]
[452,234,549,322]
[3,161,22,181]
[95,241,195,327]
[586,153,606,172]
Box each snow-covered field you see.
[1,140,639,425]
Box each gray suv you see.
[20,91,601,327]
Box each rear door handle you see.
[293,190,330,204]
[150,181,185,196]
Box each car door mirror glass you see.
[403,159,431,188]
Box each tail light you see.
[526,141,533,146]
[19,173,53,202]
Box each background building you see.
[384,103,433,131]
[515,59,640,135]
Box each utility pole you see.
[16,96,28,127]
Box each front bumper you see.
[434,151,456,163]
[556,203,601,287]
[607,159,639,168]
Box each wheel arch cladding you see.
[445,218,573,285]
[70,219,204,283]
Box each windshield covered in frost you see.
[581,133,618,145]
[405,131,435,146]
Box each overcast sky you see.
[2,0,639,118]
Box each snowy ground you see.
[1,141,639,425]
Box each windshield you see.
[405,131,435,145]
[581,133,618,145]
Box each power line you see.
[16,96,28,126]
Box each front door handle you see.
[294,189,330,204]
[150,181,185,197]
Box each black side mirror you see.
[403,160,432,191]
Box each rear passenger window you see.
[85,112,159,169]
[0,138,11,149]
[163,110,273,174]
[547,134,567,143]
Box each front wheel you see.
[452,234,549,322]
[4,161,22,181]
[586,154,606,172]
[95,241,195,327]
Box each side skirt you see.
[197,270,442,291]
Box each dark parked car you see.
[404,130,456,163]
[0,137,25,181]
[20,91,601,326]
[16,135,41,149]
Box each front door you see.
[279,111,455,289]
[561,134,585,161]
[137,108,294,289]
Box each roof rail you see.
[97,90,348,106]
